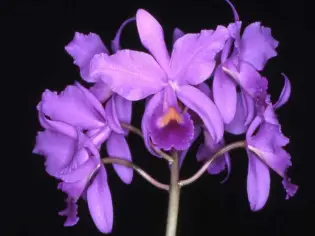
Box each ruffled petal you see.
[106,133,133,184]
[172,28,185,44]
[213,66,237,124]
[111,17,136,53]
[65,32,108,81]
[273,73,291,109]
[246,150,270,211]
[136,9,170,72]
[170,26,229,85]
[90,50,166,101]
[87,166,113,234]
[33,130,76,177]
[241,22,279,70]
[59,197,79,226]
[177,85,224,142]
[179,125,202,168]
[38,83,106,130]
[149,104,194,151]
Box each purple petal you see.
[177,85,224,143]
[90,51,166,101]
[111,17,136,53]
[65,32,108,81]
[172,28,185,44]
[179,125,202,168]
[142,91,164,157]
[241,22,279,70]
[38,112,77,138]
[38,83,106,130]
[89,81,113,103]
[170,26,229,85]
[196,130,230,175]
[220,38,233,62]
[33,130,76,177]
[225,92,252,135]
[273,73,291,109]
[248,123,298,199]
[87,166,113,234]
[225,0,240,21]
[136,9,170,72]
[149,103,194,151]
[106,133,133,184]
[247,151,270,211]
[104,96,124,134]
[114,94,132,125]
[59,197,79,226]
[213,65,237,124]
[197,82,212,98]
[89,126,112,148]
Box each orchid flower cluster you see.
[33,1,298,235]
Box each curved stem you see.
[179,141,246,187]
[102,157,169,191]
[121,122,174,162]
[165,151,180,236]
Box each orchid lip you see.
[157,107,183,128]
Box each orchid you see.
[33,1,298,235]
[89,9,229,152]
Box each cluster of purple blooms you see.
[33,2,298,234]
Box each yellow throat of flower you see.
[158,107,183,128]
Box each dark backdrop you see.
[2,0,311,235]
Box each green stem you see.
[165,151,181,236]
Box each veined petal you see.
[246,150,270,211]
[65,32,108,81]
[105,96,124,134]
[87,166,113,234]
[106,133,133,184]
[142,91,164,157]
[38,83,106,130]
[172,28,185,45]
[274,74,291,109]
[176,85,224,143]
[241,22,279,70]
[90,50,167,101]
[33,130,76,177]
[89,81,113,103]
[213,66,237,124]
[136,9,170,72]
[111,17,136,53]
[170,26,229,85]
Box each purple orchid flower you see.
[245,76,297,211]
[33,82,133,233]
[89,9,229,152]
[65,16,135,103]
[213,0,279,134]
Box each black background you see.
[2,0,311,235]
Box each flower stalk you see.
[165,151,181,236]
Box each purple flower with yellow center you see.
[89,9,229,152]
[33,82,133,233]
[212,0,279,134]
[245,77,297,211]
